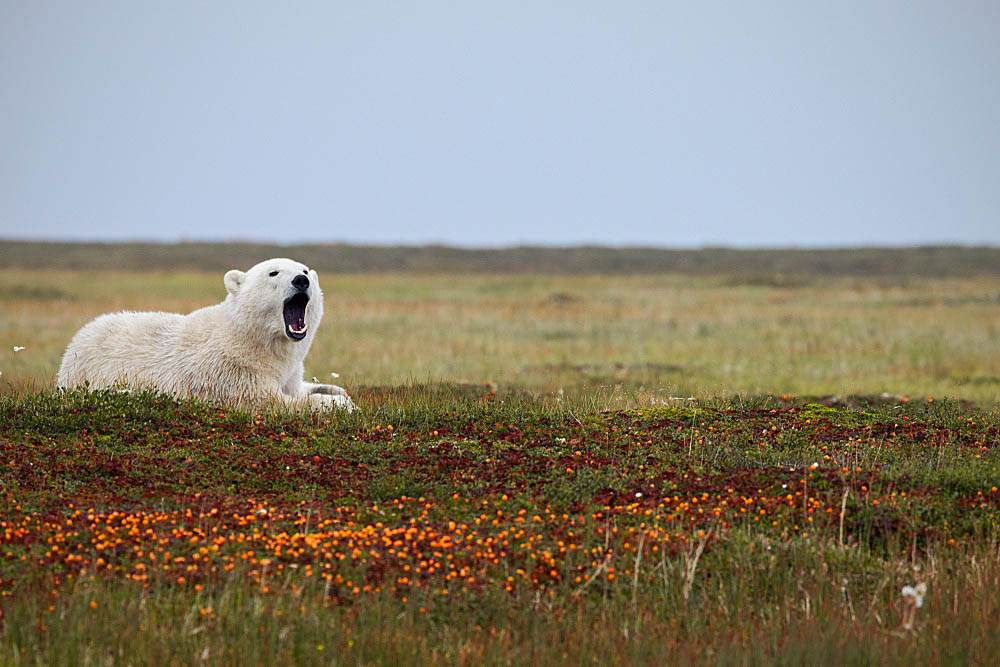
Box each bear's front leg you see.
[302,382,349,397]
[298,379,355,411]
[307,391,356,412]
[283,368,355,411]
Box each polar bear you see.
[57,258,354,411]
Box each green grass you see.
[2,389,998,665]
[4,549,999,666]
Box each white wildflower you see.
[901,583,926,608]
[901,582,927,631]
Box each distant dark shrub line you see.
[2,241,999,276]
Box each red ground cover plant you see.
[2,390,998,607]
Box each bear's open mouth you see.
[283,293,309,340]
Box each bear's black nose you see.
[292,275,310,291]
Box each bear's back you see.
[57,310,191,389]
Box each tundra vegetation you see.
[1,245,999,665]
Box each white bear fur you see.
[57,258,353,411]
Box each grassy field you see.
[3,268,1000,404]
[2,391,998,664]
[1,252,999,664]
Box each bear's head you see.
[223,258,325,344]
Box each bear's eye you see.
[268,270,279,277]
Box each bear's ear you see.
[224,270,246,297]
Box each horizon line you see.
[2,238,998,253]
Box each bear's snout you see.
[292,275,310,291]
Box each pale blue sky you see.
[2,2,998,247]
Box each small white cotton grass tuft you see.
[330,372,340,379]
[901,583,927,608]
[901,582,928,631]
[13,346,25,352]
